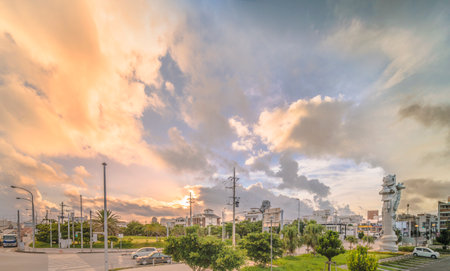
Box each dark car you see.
[136,251,172,265]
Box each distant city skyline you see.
[1,0,449,223]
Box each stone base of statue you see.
[379,234,398,252]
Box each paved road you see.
[414,255,450,271]
[0,247,139,271]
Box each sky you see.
[0,0,449,223]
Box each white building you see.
[262,208,283,230]
[438,197,450,231]
[417,213,438,236]
[244,208,263,222]
[193,209,221,227]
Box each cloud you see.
[254,95,352,156]
[399,103,450,129]
[0,0,173,167]
[63,190,187,220]
[324,18,441,90]
[157,127,216,174]
[193,182,314,220]
[403,178,449,201]
[276,154,330,198]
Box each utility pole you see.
[226,167,239,247]
[297,199,301,235]
[222,209,225,241]
[103,162,108,271]
[80,195,83,250]
[188,192,195,226]
[44,210,52,248]
[17,210,21,249]
[270,216,273,271]
[68,210,71,248]
[89,210,92,252]
[59,202,64,248]
[72,212,75,245]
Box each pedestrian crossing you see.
[48,254,96,271]
[378,255,449,271]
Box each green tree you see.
[362,235,375,248]
[239,232,283,267]
[347,245,378,271]
[282,225,301,255]
[170,224,186,236]
[358,231,364,240]
[345,235,358,250]
[124,220,144,236]
[436,229,449,250]
[303,222,325,254]
[317,230,345,271]
[211,246,245,271]
[94,209,120,236]
[164,234,244,271]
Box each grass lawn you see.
[34,236,167,249]
[241,251,399,271]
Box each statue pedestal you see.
[379,234,398,252]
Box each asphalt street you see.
[0,247,139,271]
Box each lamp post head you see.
[16,197,21,200]
[11,185,17,188]
[102,162,107,166]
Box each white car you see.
[131,247,157,259]
[412,247,440,259]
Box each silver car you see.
[131,247,157,259]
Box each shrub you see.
[347,245,378,271]
[398,246,414,252]
[239,232,283,267]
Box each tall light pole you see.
[102,162,108,271]
[226,167,239,247]
[80,195,83,250]
[270,216,273,271]
[297,199,301,235]
[11,185,35,250]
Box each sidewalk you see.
[19,247,136,254]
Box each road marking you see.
[48,254,96,271]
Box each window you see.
[416,248,422,251]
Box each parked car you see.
[136,251,172,265]
[131,247,157,259]
[412,247,440,259]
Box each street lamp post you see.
[297,199,301,235]
[415,224,418,246]
[11,186,35,249]
[102,162,108,271]
[270,216,273,271]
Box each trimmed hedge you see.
[398,246,414,252]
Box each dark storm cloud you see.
[399,103,450,128]
[195,182,314,220]
[403,178,449,200]
[64,191,183,218]
[157,127,216,174]
[276,154,330,197]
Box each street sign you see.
[118,233,123,238]
[93,233,98,242]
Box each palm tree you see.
[345,235,358,250]
[303,222,325,255]
[94,209,120,236]
[283,225,301,255]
